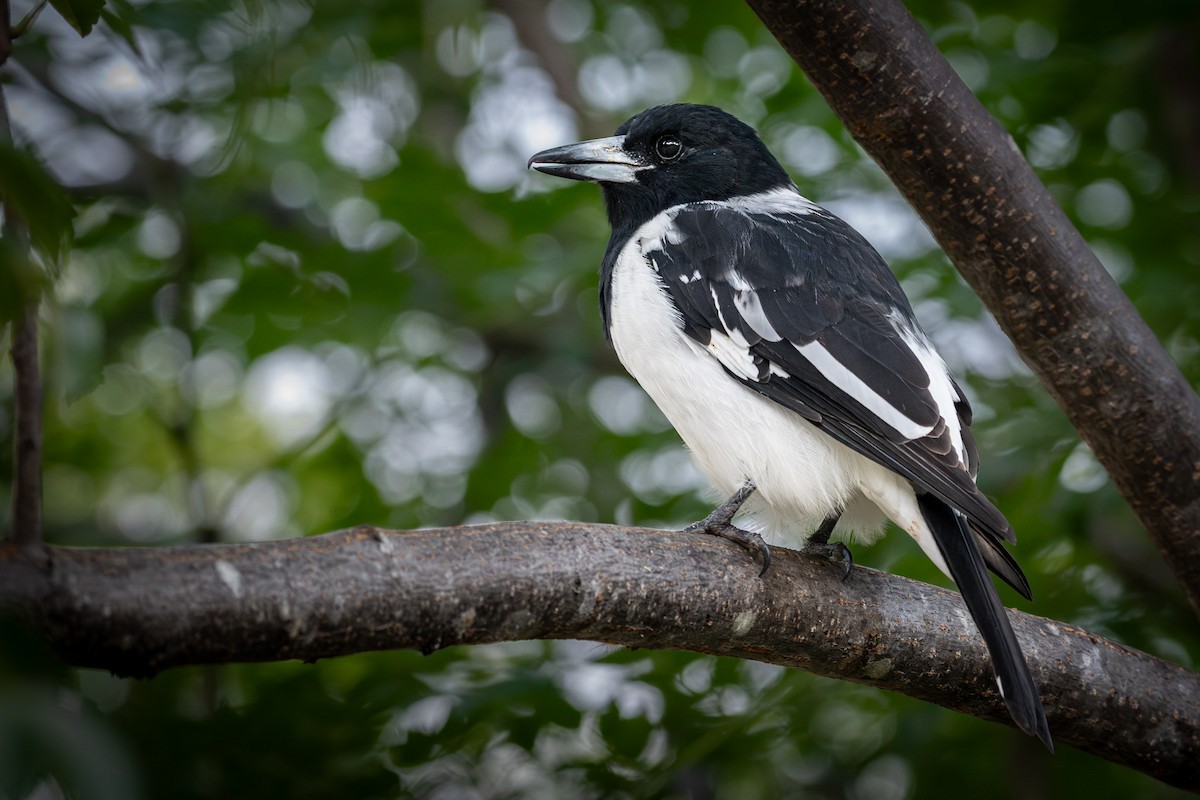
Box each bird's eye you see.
[655,135,683,161]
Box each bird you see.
[527,103,1051,750]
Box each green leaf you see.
[98,0,139,54]
[49,0,106,36]
[0,143,75,270]
[0,238,49,324]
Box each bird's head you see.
[528,104,792,231]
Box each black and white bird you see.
[528,103,1051,749]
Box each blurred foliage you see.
[1,0,1199,797]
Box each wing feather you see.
[645,200,1017,547]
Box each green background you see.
[2,0,1198,797]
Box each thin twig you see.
[2,0,44,550]
[10,0,49,39]
[9,304,42,549]
[0,0,11,67]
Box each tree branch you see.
[491,0,615,140]
[492,0,583,112]
[1,0,43,552]
[745,0,1200,615]
[10,0,49,40]
[1,523,1197,789]
[8,304,42,549]
[0,0,11,67]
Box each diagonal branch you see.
[745,0,1200,616]
[1,522,1197,789]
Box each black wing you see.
[642,199,1028,594]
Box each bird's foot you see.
[683,480,771,576]
[802,513,852,580]
[801,540,853,581]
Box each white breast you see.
[607,213,892,546]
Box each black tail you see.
[917,492,1053,751]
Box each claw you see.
[683,480,771,576]
[801,512,851,579]
[802,540,853,581]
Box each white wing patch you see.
[636,208,686,256]
[706,329,759,381]
[895,321,968,465]
[732,288,781,342]
[794,340,935,441]
[711,287,752,349]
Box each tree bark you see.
[2,0,44,552]
[2,523,1198,790]
[745,0,1200,616]
[8,303,42,550]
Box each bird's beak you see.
[527,135,646,184]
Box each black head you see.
[528,104,792,232]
